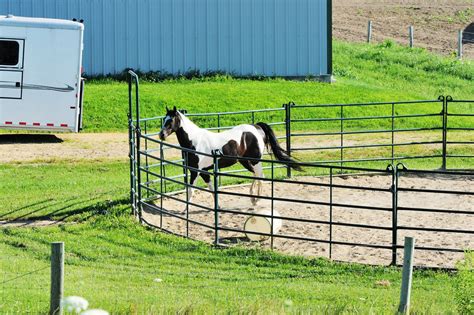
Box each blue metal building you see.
[0,0,332,79]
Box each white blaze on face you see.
[162,115,172,128]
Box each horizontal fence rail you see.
[128,71,473,268]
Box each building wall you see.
[0,0,331,77]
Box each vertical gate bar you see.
[218,113,222,187]
[162,119,167,194]
[134,75,142,222]
[284,103,292,178]
[132,130,136,214]
[270,161,275,250]
[391,102,395,163]
[135,135,142,220]
[442,96,448,170]
[144,120,150,199]
[213,151,219,245]
[128,75,135,216]
[329,167,333,260]
[159,142,164,228]
[340,104,344,172]
[185,151,189,238]
[391,166,399,266]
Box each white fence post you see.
[458,30,463,59]
[409,26,414,48]
[50,242,64,315]
[367,21,372,43]
[398,237,415,314]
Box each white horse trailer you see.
[0,15,84,132]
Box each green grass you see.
[0,161,129,222]
[1,40,473,313]
[0,216,462,314]
[454,252,474,314]
[81,40,473,132]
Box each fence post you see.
[398,237,415,314]
[50,242,64,315]
[441,95,447,170]
[283,102,292,178]
[329,167,333,259]
[458,30,463,60]
[409,26,414,48]
[212,150,220,245]
[367,20,372,43]
[390,164,398,266]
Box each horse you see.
[158,106,301,205]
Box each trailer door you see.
[0,39,24,99]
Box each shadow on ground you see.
[0,196,130,223]
[0,134,63,144]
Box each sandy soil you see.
[0,133,130,163]
[0,131,452,163]
[333,0,474,59]
[143,173,474,268]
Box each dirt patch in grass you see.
[1,131,459,164]
[0,133,129,163]
[333,0,474,59]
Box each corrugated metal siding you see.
[0,0,331,76]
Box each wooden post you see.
[409,26,414,48]
[398,237,415,314]
[367,21,372,43]
[458,30,463,59]
[50,242,64,315]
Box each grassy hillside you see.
[82,40,474,131]
[1,40,472,313]
[0,216,462,314]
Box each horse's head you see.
[159,106,181,140]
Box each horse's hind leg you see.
[250,162,264,205]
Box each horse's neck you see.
[176,113,204,149]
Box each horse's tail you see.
[256,122,302,171]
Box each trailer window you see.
[0,40,20,66]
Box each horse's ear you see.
[173,106,177,112]
[166,106,169,112]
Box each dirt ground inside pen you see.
[333,0,474,59]
[143,173,474,268]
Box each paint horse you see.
[159,106,301,205]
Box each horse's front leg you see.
[187,170,198,203]
[200,172,214,192]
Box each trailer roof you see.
[0,15,83,30]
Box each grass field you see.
[1,40,473,314]
[82,41,474,132]
[1,216,471,314]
